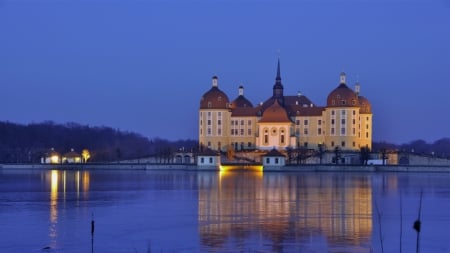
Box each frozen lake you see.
[0,169,449,253]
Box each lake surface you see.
[0,169,449,253]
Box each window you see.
[331,141,335,147]
[275,158,279,164]
[248,120,252,125]
[266,158,270,164]
[241,120,244,125]
[304,128,308,135]
[248,129,252,136]
[341,110,346,115]
[207,120,211,125]
[341,128,346,135]
[332,100,335,105]
[248,142,252,148]
[231,121,234,126]
[281,135,285,144]
[337,95,341,99]
[264,135,268,144]
[353,110,356,115]
[353,119,356,125]
[207,141,211,147]
[209,157,213,163]
[218,96,222,102]
[341,141,345,147]
[366,124,369,129]
[296,120,300,125]
[366,132,369,138]
[218,112,222,117]
[207,128,211,135]
[318,120,322,125]
[318,128,322,135]
[331,128,335,135]
[240,129,244,135]
[200,120,202,125]
[218,119,221,125]
[217,128,221,135]
[218,142,221,150]
[200,157,204,164]
[341,119,346,124]
[353,142,356,147]
[304,120,308,125]
[331,119,335,125]
[352,128,356,135]
[207,102,212,108]
[304,142,308,148]
[331,110,335,115]
[341,100,346,105]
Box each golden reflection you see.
[47,170,91,248]
[198,173,373,251]
[49,170,59,248]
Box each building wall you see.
[294,115,325,149]
[199,109,230,152]
[256,122,294,150]
[229,116,257,150]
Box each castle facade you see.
[199,59,372,152]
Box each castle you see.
[199,59,372,153]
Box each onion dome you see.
[358,96,372,114]
[230,86,253,108]
[259,100,292,123]
[326,72,359,107]
[200,76,230,109]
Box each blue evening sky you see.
[1,0,449,144]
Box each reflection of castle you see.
[198,172,373,252]
[199,59,372,153]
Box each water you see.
[0,169,449,253]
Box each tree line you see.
[373,138,450,158]
[0,121,197,163]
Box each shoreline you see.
[1,163,450,172]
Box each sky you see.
[0,0,449,144]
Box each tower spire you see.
[276,57,281,81]
[272,55,284,104]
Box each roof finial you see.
[276,51,281,81]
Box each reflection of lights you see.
[199,174,373,250]
[82,171,90,194]
[49,170,59,248]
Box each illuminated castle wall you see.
[199,59,372,152]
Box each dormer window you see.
[218,96,222,102]
[207,102,212,108]
[341,100,346,105]
[337,95,341,99]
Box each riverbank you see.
[1,163,450,172]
